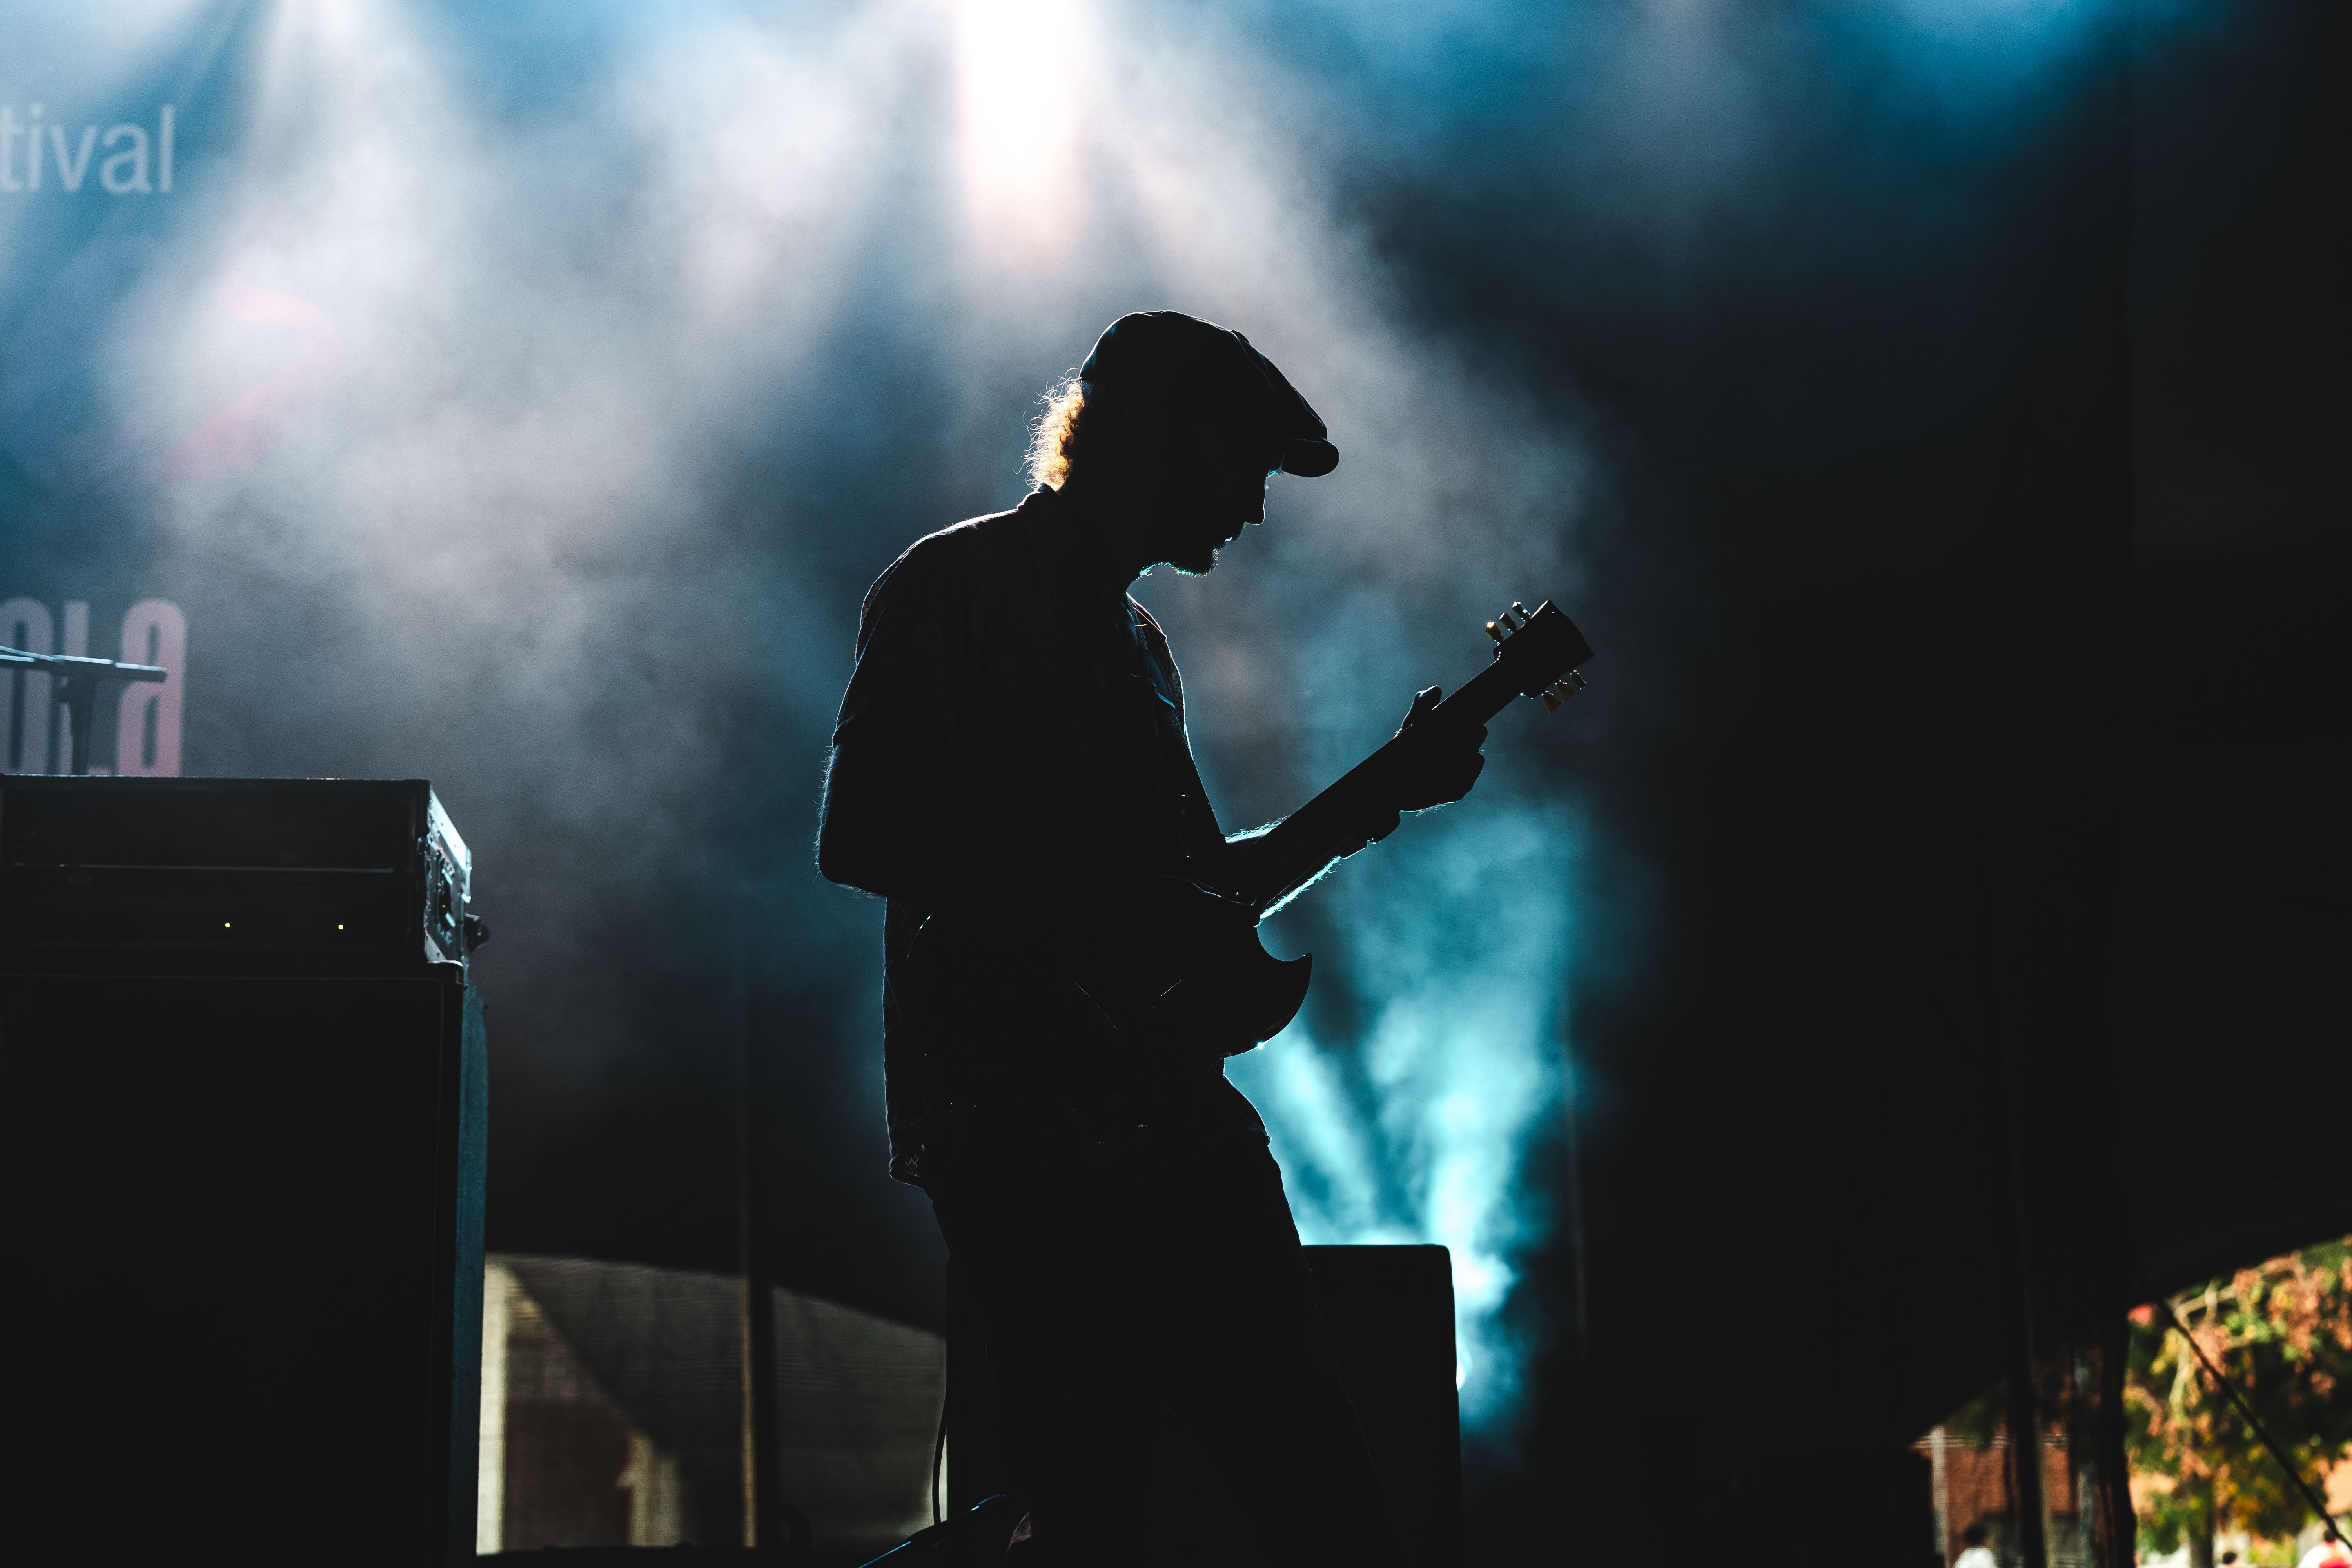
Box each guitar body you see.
[1097,876,1314,1054]
[908,876,1312,1059]
[906,599,1592,1060]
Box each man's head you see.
[1030,310,1337,575]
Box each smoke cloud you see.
[3,0,2143,1450]
[69,0,1593,1425]
[4,0,1614,1434]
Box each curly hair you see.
[1026,375,1087,488]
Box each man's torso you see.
[826,488,1259,1182]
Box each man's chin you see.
[1165,543,1225,576]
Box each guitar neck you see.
[1236,653,1531,915]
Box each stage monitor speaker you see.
[1303,1243,1462,1566]
[1,778,487,1566]
[945,1242,1461,1565]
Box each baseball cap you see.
[1078,310,1339,478]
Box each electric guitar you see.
[909,599,1595,1056]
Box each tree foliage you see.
[2126,1238,2352,1558]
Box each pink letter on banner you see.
[115,599,185,776]
[151,280,343,483]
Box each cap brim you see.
[1279,438,1339,478]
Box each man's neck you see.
[1051,477,1151,583]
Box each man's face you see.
[1138,417,1279,576]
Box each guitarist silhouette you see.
[820,312,1568,1565]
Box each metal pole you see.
[2001,1148,2050,1568]
[736,894,784,1549]
[1932,1426,1953,1568]
[2098,11,2143,1563]
[1978,859,2049,1568]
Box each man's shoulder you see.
[875,497,1042,594]
[878,516,979,585]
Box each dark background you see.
[2,0,2343,1553]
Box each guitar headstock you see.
[1483,600,1595,711]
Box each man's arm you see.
[1223,684,1486,915]
[817,540,971,903]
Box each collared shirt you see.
[820,487,1253,1183]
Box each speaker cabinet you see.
[1303,1243,1462,1566]
[1,779,486,1564]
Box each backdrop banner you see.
[4,5,263,771]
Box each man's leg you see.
[933,1169,1167,1563]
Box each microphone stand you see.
[0,647,169,775]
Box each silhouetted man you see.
[818,311,1485,1564]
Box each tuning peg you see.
[1511,602,1531,622]
[1484,621,1505,643]
[1498,608,1520,631]
[1568,670,1588,691]
[1541,690,1563,711]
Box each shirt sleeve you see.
[817,534,974,900]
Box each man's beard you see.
[1164,539,1224,576]
[1153,518,1236,576]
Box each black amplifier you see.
[2,774,490,1559]
[0,777,481,977]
